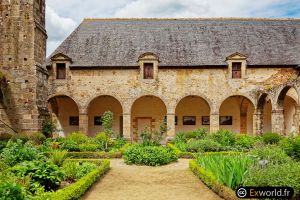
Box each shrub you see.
[262,132,281,144]
[186,139,221,153]
[0,141,7,152]
[95,132,109,151]
[185,128,208,140]
[102,111,114,137]
[61,139,80,152]
[62,162,78,180]
[174,142,187,152]
[10,133,30,143]
[123,144,177,166]
[244,162,300,196]
[196,154,253,190]
[249,145,292,164]
[0,133,12,141]
[293,137,300,160]
[113,137,127,149]
[0,180,26,200]
[172,132,187,143]
[211,129,236,146]
[279,137,294,157]
[79,143,99,152]
[28,132,46,145]
[50,150,68,166]
[11,160,65,191]
[235,134,255,150]
[75,162,97,179]
[67,132,88,144]
[1,140,43,166]
[42,118,56,138]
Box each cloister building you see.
[1,1,300,141]
[47,18,300,140]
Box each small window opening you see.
[143,63,154,79]
[56,63,66,79]
[232,62,241,79]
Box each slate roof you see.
[47,18,300,67]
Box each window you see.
[94,116,102,125]
[143,63,154,79]
[219,116,232,125]
[183,116,196,125]
[69,116,79,126]
[56,63,66,79]
[232,62,241,78]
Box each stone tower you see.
[0,0,48,133]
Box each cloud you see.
[46,6,77,55]
[113,0,299,18]
[45,0,300,56]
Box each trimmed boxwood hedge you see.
[36,159,110,200]
[167,143,195,158]
[189,160,238,200]
[66,151,122,159]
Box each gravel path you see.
[84,159,222,200]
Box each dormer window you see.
[144,63,154,79]
[138,52,159,81]
[232,62,241,79]
[226,52,247,79]
[56,63,66,79]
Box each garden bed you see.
[38,159,110,200]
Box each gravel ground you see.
[83,159,222,200]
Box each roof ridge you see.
[83,17,300,21]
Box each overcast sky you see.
[46,0,300,56]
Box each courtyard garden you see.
[0,112,300,199]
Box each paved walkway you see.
[84,159,221,200]
[84,159,222,200]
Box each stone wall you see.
[48,62,300,138]
[0,0,48,133]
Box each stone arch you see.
[174,94,214,113]
[257,93,272,133]
[48,94,80,137]
[276,85,299,135]
[131,95,167,141]
[219,95,255,134]
[175,95,211,133]
[129,93,169,113]
[86,95,124,136]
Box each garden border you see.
[189,160,238,200]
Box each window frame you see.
[56,63,66,80]
[232,62,242,79]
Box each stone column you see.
[294,106,300,135]
[79,113,88,134]
[210,113,219,133]
[123,113,131,141]
[271,109,284,135]
[166,113,175,140]
[253,109,263,136]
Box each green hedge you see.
[189,160,238,200]
[167,143,195,158]
[36,159,110,200]
[66,151,122,159]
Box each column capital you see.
[210,112,219,116]
[167,113,175,115]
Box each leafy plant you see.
[28,132,46,145]
[197,154,253,189]
[67,132,88,144]
[211,129,236,146]
[61,139,80,152]
[0,180,26,200]
[249,145,292,164]
[124,144,177,166]
[11,160,65,191]
[235,134,255,150]
[79,143,99,152]
[186,139,221,153]
[244,162,300,196]
[113,137,127,149]
[102,111,114,137]
[95,132,109,151]
[62,162,77,181]
[262,132,281,144]
[1,140,43,166]
[185,128,208,140]
[50,150,68,166]
[75,162,97,179]
[42,118,56,138]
